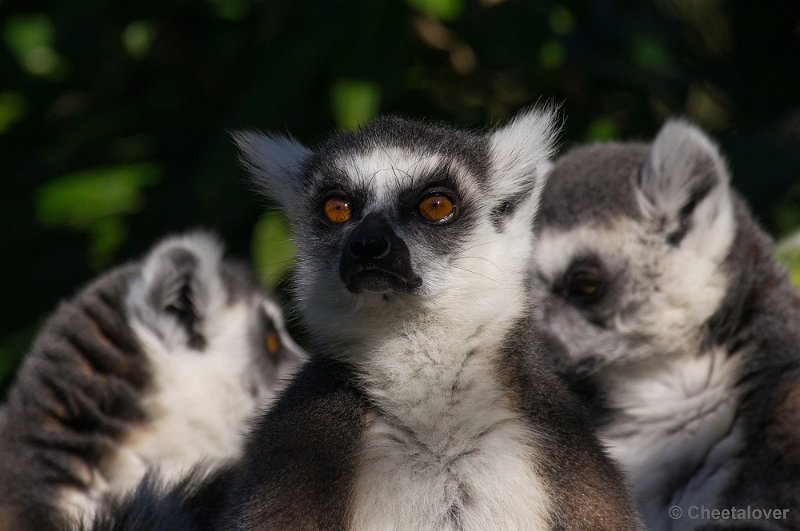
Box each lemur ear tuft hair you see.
[130,232,225,350]
[487,106,560,212]
[638,119,731,229]
[233,131,312,209]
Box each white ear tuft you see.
[639,119,730,218]
[639,119,734,247]
[128,231,227,349]
[489,107,560,216]
[233,131,311,208]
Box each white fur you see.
[599,347,744,530]
[349,316,553,530]
[325,151,554,529]
[239,109,561,529]
[535,218,742,529]
[61,233,299,524]
[532,120,744,529]
[489,107,559,217]
[536,215,733,367]
[348,210,553,529]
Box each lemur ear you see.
[128,232,226,350]
[233,131,311,209]
[488,107,559,223]
[638,119,732,245]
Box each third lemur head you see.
[533,120,736,373]
[236,109,557,348]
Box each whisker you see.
[452,256,507,280]
[450,265,503,285]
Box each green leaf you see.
[407,0,463,21]
[331,80,380,130]
[0,92,26,135]
[123,21,156,60]
[251,212,295,289]
[3,14,63,76]
[36,163,160,228]
[777,232,800,288]
[585,117,618,141]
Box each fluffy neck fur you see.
[287,193,562,528]
[597,196,800,529]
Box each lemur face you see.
[532,121,736,373]
[237,110,557,345]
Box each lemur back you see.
[532,120,800,530]
[0,232,305,530]
[210,110,643,529]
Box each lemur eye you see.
[266,330,281,356]
[563,262,606,305]
[323,196,352,224]
[419,193,455,223]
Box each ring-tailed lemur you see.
[0,232,305,530]
[178,109,646,530]
[532,120,800,530]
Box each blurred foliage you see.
[777,232,800,288]
[0,0,799,387]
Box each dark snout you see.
[339,213,422,294]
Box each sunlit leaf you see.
[3,14,63,76]
[251,212,295,289]
[0,92,26,134]
[777,231,800,288]
[36,163,160,228]
[123,21,156,59]
[407,0,463,21]
[331,80,380,130]
[585,117,618,141]
[774,203,800,237]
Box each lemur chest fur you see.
[349,334,553,530]
[599,347,744,530]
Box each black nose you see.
[350,233,390,259]
[339,212,421,293]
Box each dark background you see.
[1,0,799,385]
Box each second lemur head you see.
[236,109,557,348]
[532,120,737,375]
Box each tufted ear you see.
[638,119,733,246]
[128,232,226,351]
[488,107,560,227]
[233,131,312,209]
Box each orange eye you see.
[419,194,455,222]
[323,197,352,223]
[266,331,280,355]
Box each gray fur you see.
[221,110,642,529]
[533,119,800,530]
[0,232,305,530]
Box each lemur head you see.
[236,110,557,347]
[532,120,736,374]
[126,232,306,400]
